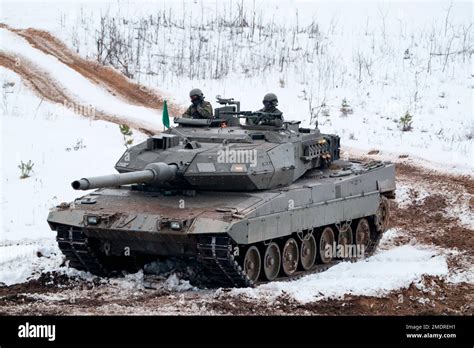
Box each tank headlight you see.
[87,215,100,225]
[231,164,247,172]
[170,221,181,230]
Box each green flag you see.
[162,100,170,129]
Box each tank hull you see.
[48,160,396,286]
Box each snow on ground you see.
[379,227,474,286]
[394,182,430,208]
[228,244,448,303]
[446,265,474,284]
[0,239,61,285]
[0,67,147,284]
[0,27,164,130]
[394,172,474,229]
[106,269,196,292]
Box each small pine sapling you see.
[119,124,134,148]
[18,160,34,179]
[340,98,353,116]
[399,111,413,131]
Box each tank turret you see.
[78,106,341,192]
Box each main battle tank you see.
[47,97,396,287]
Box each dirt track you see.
[2,24,183,115]
[0,51,158,135]
[0,24,184,134]
[1,159,472,316]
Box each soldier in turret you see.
[182,88,214,119]
[252,93,284,127]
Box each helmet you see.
[189,88,204,98]
[263,93,278,104]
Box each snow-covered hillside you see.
[0,27,166,131]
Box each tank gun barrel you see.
[71,162,177,190]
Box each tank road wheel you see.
[316,227,335,264]
[281,238,299,276]
[243,246,261,283]
[337,225,353,259]
[263,242,281,281]
[354,218,371,257]
[300,234,317,270]
[374,196,390,232]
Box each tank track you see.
[197,235,254,287]
[56,225,107,276]
[55,219,384,288]
[197,219,384,288]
